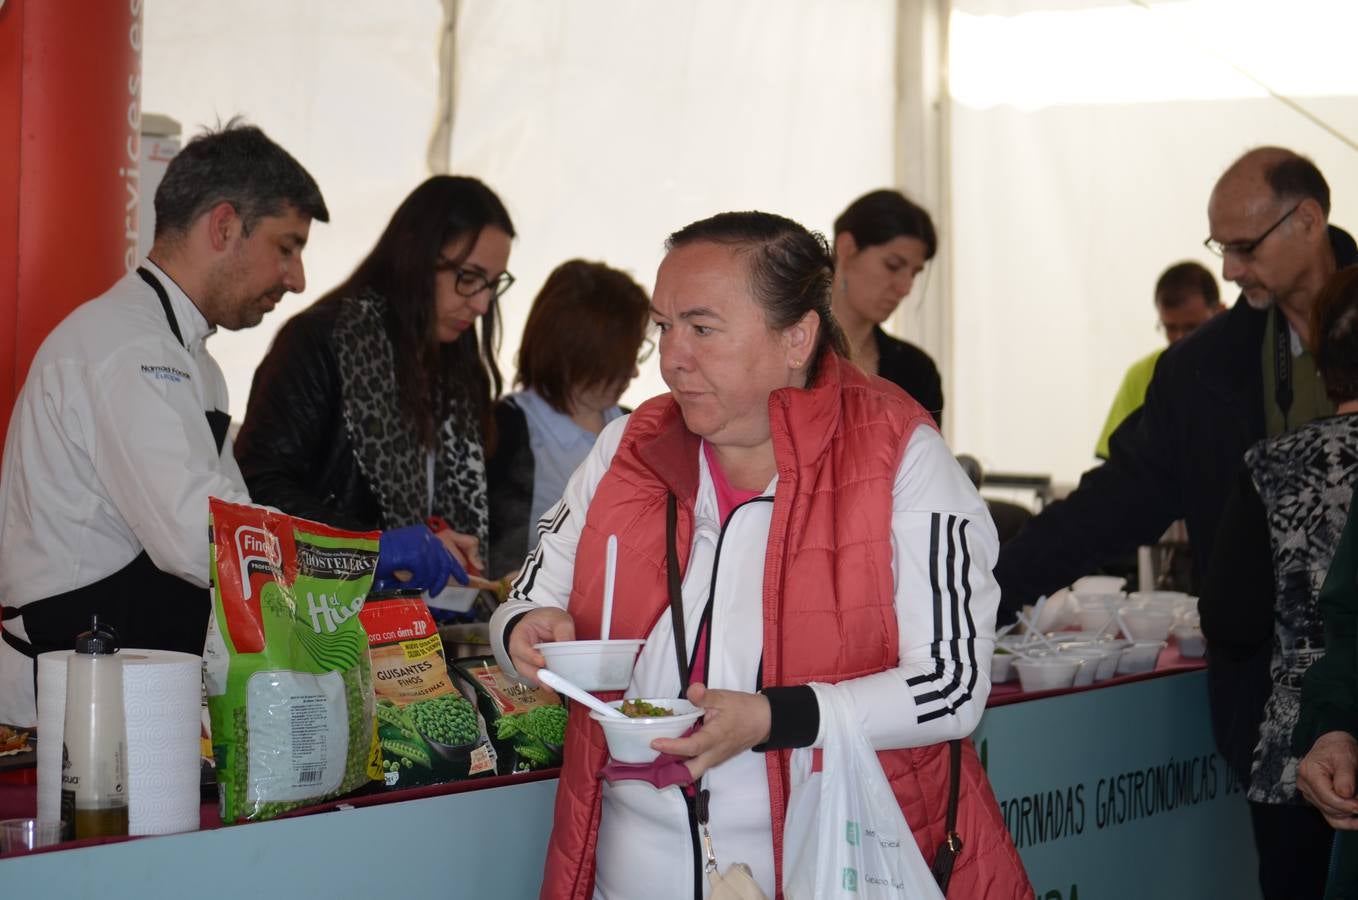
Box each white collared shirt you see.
[0,259,250,724]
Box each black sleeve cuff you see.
[502,611,529,650]
[755,685,820,751]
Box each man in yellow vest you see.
[1094,261,1222,458]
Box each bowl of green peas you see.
[405,693,482,762]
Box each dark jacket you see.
[996,225,1357,611]
[874,326,944,427]
[995,225,1357,786]
[486,397,533,579]
[1295,497,1358,754]
[1294,499,1358,898]
[234,300,383,530]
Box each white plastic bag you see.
[783,682,945,900]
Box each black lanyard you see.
[134,265,230,454]
[1273,303,1294,429]
[136,265,186,347]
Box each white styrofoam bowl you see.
[1128,590,1190,607]
[1073,592,1126,635]
[1173,625,1206,658]
[1120,606,1176,642]
[1072,575,1127,594]
[991,649,1018,683]
[1117,640,1167,675]
[536,639,645,691]
[1012,656,1082,692]
[1059,645,1121,682]
[589,698,702,763]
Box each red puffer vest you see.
[542,353,1032,900]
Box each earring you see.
[839,275,849,294]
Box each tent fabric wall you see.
[140,0,901,424]
[443,0,900,411]
[140,0,445,419]
[949,0,1358,486]
[130,0,1358,492]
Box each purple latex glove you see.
[374,524,467,593]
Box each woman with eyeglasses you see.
[235,175,515,581]
[831,189,944,426]
[486,259,651,579]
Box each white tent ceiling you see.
[142,0,1358,487]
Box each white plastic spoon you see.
[1115,610,1135,641]
[601,534,618,641]
[1015,611,1062,654]
[537,667,627,720]
[1092,614,1117,641]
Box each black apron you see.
[0,266,229,664]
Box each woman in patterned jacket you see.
[235,176,515,585]
[1202,266,1358,900]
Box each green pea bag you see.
[451,656,567,773]
[205,499,383,823]
[358,592,496,788]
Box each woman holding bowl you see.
[491,212,1028,898]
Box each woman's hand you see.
[1297,730,1358,829]
[650,683,772,782]
[507,606,576,685]
[435,528,484,575]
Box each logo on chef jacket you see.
[236,526,281,600]
[140,364,192,384]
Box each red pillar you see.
[0,0,143,453]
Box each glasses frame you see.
[435,258,516,301]
[636,334,657,365]
[1203,203,1301,259]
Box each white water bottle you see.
[60,615,129,840]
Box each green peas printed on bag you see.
[359,593,497,787]
[205,499,383,823]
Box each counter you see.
[2,648,1261,898]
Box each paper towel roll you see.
[37,649,203,836]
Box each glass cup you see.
[0,818,64,855]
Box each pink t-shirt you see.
[701,441,762,522]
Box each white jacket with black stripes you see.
[490,414,1000,900]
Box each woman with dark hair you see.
[832,188,944,425]
[1202,266,1358,900]
[486,259,650,578]
[235,175,515,584]
[489,212,1029,898]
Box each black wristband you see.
[755,684,820,751]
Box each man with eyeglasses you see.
[994,146,1356,899]
[1094,261,1222,459]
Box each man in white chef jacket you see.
[0,122,462,726]
[0,122,327,726]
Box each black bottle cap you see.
[73,615,120,655]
